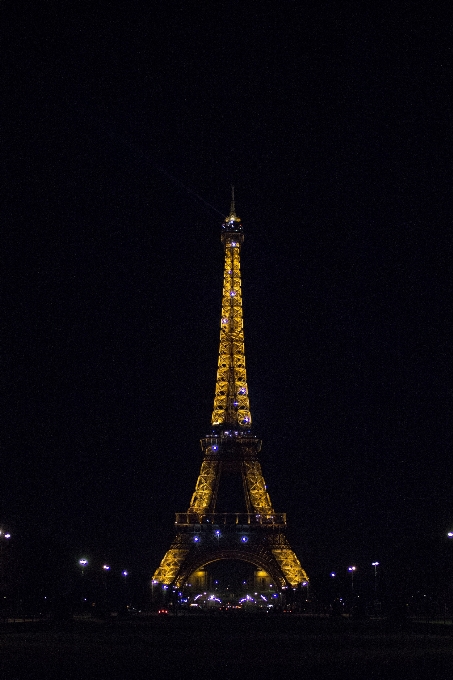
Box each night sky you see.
[3,3,451,590]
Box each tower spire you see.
[230,185,236,217]
[225,185,240,224]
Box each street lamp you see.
[0,530,12,583]
[151,579,157,603]
[371,562,379,595]
[348,566,356,593]
[79,558,88,574]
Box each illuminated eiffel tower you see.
[153,192,308,591]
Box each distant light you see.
[212,446,218,451]
[194,536,200,542]
[4,533,11,539]
[331,573,336,577]
[241,536,248,543]
[230,291,236,296]
[122,571,128,577]
[79,559,88,567]
[215,530,220,536]
[372,562,379,567]
[103,565,110,571]
[348,566,356,572]
[448,532,453,538]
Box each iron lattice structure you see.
[153,195,308,590]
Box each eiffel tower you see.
[153,192,308,591]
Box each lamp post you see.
[372,562,379,595]
[0,529,11,587]
[348,566,356,593]
[120,571,129,613]
[102,564,110,590]
[78,559,89,613]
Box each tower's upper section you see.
[221,187,244,246]
[211,191,251,431]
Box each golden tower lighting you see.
[153,191,308,590]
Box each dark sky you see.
[2,3,451,586]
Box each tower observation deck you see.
[152,191,308,591]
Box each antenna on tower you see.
[230,185,236,217]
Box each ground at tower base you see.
[0,616,452,679]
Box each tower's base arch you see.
[153,519,308,592]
